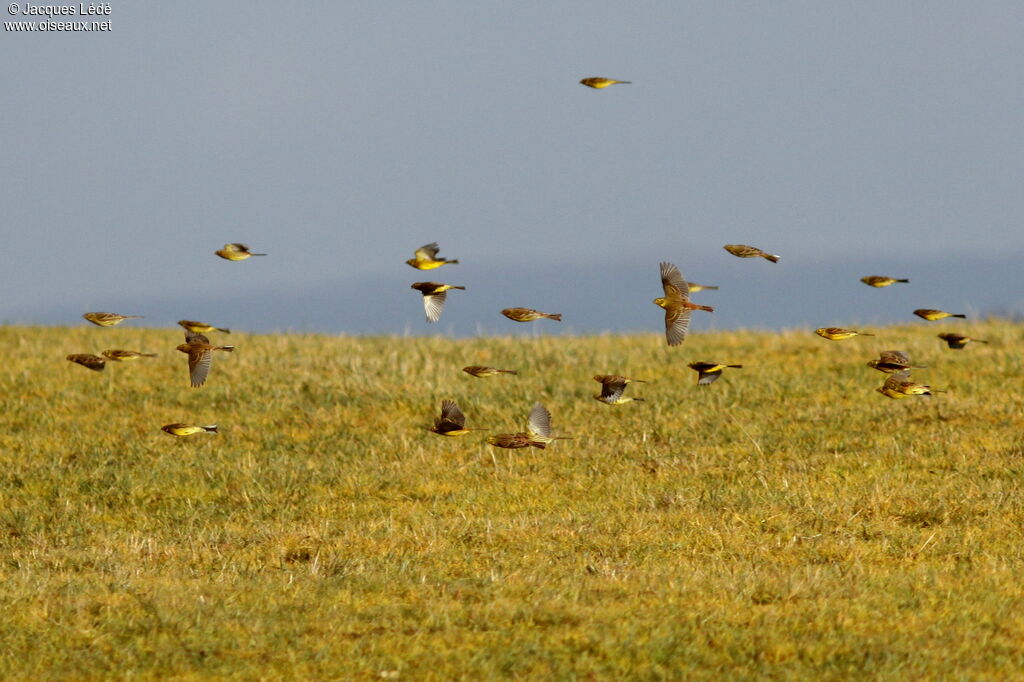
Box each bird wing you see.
[188,349,212,387]
[664,308,692,346]
[660,261,690,302]
[423,291,447,323]
[600,378,628,401]
[697,370,721,385]
[415,243,440,260]
[185,331,210,345]
[527,403,552,439]
[223,243,248,252]
[879,350,911,366]
[883,371,911,392]
[438,399,466,428]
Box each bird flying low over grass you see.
[914,309,966,321]
[101,350,158,361]
[815,327,874,340]
[593,375,646,404]
[487,403,571,449]
[429,399,475,437]
[462,366,518,377]
[178,320,230,334]
[938,332,988,349]
[82,312,143,327]
[411,282,465,323]
[66,354,106,371]
[161,423,218,437]
[876,371,944,399]
[215,243,266,260]
[688,362,742,386]
[861,276,909,288]
[653,261,713,346]
[406,243,458,270]
[579,77,631,88]
[867,350,925,374]
[501,308,562,323]
[723,244,780,263]
[176,332,234,388]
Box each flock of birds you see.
[61,78,992,442]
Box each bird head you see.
[652,297,667,308]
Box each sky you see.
[3,3,1023,336]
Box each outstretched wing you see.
[188,349,212,387]
[664,308,691,346]
[415,242,440,260]
[660,262,689,303]
[423,291,447,323]
[527,402,552,439]
[437,399,466,429]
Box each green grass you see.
[1,321,1023,679]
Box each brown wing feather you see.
[659,262,690,302]
[665,308,692,346]
[188,349,212,387]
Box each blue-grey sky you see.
[3,3,1023,335]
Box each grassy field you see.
[1,321,1023,679]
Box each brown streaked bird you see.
[101,350,158,362]
[688,361,743,386]
[867,350,925,374]
[487,402,571,449]
[815,327,874,340]
[593,375,647,404]
[501,307,562,323]
[215,243,267,260]
[914,308,966,321]
[406,242,458,270]
[82,312,143,327]
[685,281,719,293]
[161,423,218,437]
[652,261,713,346]
[938,332,989,350]
[579,77,632,89]
[176,332,235,388]
[428,399,475,437]
[66,354,106,371]
[463,366,518,378]
[178,320,231,334]
[876,371,944,399]
[723,244,780,263]
[411,282,465,323]
[861,276,909,288]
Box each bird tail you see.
[143,353,158,357]
[202,425,219,433]
[447,259,460,265]
[860,333,875,336]
[728,364,743,368]
[977,339,990,344]
[453,286,467,290]
[127,315,145,319]
[953,314,967,318]
[763,254,780,263]
[896,278,909,283]
[702,285,720,290]
[530,442,547,449]
[499,369,519,375]
[696,305,714,312]
[545,313,563,321]
[251,253,268,256]
[218,328,232,334]
[634,397,647,402]
[619,81,633,84]
[218,346,236,352]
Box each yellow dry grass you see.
[1,321,1022,679]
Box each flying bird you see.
[428,400,475,437]
[723,244,780,263]
[876,371,943,399]
[501,308,562,323]
[162,424,219,437]
[579,77,631,89]
[866,350,925,374]
[82,312,143,327]
[688,362,743,386]
[215,243,267,260]
[914,309,966,321]
[861,276,909,288]
[101,350,158,362]
[652,261,713,346]
[593,375,646,404]
[176,332,234,388]
[66,354,106,371]
[462,366,518,378]
[411,282,465,323]
[938,332,988,350]
[406,242,458,270]
[487,403,570,449]
[178,320,231,334]
[815,327,874,340]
